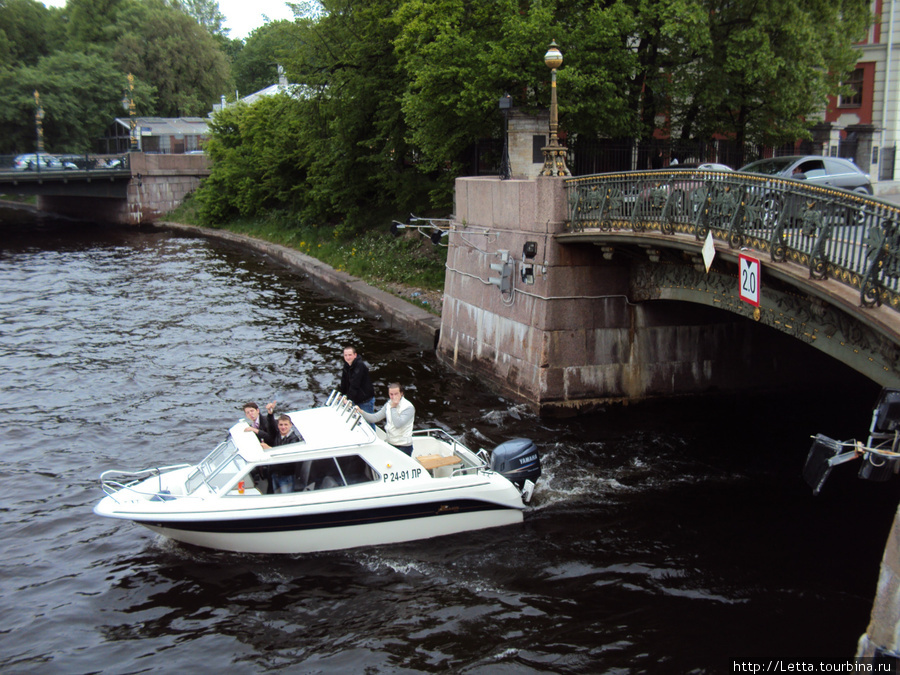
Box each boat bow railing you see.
[99,464,191,502]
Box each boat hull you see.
[135,500,523,554]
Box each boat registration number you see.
[384,468,422,483]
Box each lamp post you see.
[539,40,571,177]
[34,90,44,159]
[121,73,137,151]
[499,92,512,180]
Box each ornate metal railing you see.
[565,169,900,311]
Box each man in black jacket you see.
[339,345,375,413]
[264,415,304,493]
[242,401,276,446]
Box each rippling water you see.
[1,210,897,673]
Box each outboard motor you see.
[491,438,541,500]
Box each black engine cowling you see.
[490,438,540,488]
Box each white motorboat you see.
[94,391,541,554]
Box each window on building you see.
[839,68,863,107]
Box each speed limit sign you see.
[739,254,760,306]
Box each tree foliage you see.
[113,0,231,116]
[196,94,308,222]
[0,0,874,230]
[170,0,227,36]
[0,50,148,153]
[0,0,65,69]
[0,0,232,151]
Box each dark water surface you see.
[1,210,897,674]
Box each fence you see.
[565,168,900,311]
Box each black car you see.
[738,155,873,194]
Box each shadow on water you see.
[0,216,897,673]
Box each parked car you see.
[632,163,733,213]
[738,155,873,194]
[670,162,733,172]
[13,153,77,171]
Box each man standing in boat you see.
[339,345,375,413]
[357,383,415,456]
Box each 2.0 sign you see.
[738,254,761,307]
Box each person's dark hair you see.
[242,402,259,411]
[342,345,357,354]
[387,382,403,393]
[277,414,292,423]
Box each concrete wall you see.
[508,110,549,179]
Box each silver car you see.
[13,153,77,171]
[739,155,873,194]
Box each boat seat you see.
[416,454,462,471]
[318,475,339,490]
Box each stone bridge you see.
[437,171,900,416]
[436,170,900,662]
[0,152,209,224]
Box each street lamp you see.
[499,92,512,180]
[539,40,571,177]
[34,90,44,158]
[121,73,137,151]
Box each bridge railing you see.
[565,169,900,311]
[0,153,130,174]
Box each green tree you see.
[277,0,430,229]
[65,0,129,46]
[667,0,871,154]
[231,20,296,97]
[0,0,66,68]
[0,50,148,153]
[197,93,308,223]
[113,0,231,116]
[171,0,227,36]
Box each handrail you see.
[413,427,488,472]
[99,463,192,502]
[565,169,900,311]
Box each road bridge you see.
[0,152,209,224]
[438,170,900,415]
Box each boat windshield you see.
[185,437,248,495]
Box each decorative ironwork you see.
[564,169,900,312]
[862,220,900,307]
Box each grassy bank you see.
[167,198,447,314]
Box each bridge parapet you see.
[566,170,900,312]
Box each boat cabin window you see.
[336,455,379,485]
[185,437,248,494]
[247,455,378,494]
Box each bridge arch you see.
[438,173,900,415]
[556,232,900,389]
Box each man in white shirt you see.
[358,383,415,455]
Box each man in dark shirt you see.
[264,415,303,493]
[242,401,276,446]
[339,345,375,413]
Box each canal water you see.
[1,209,897,673]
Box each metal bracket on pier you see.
[390,213,451,246]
